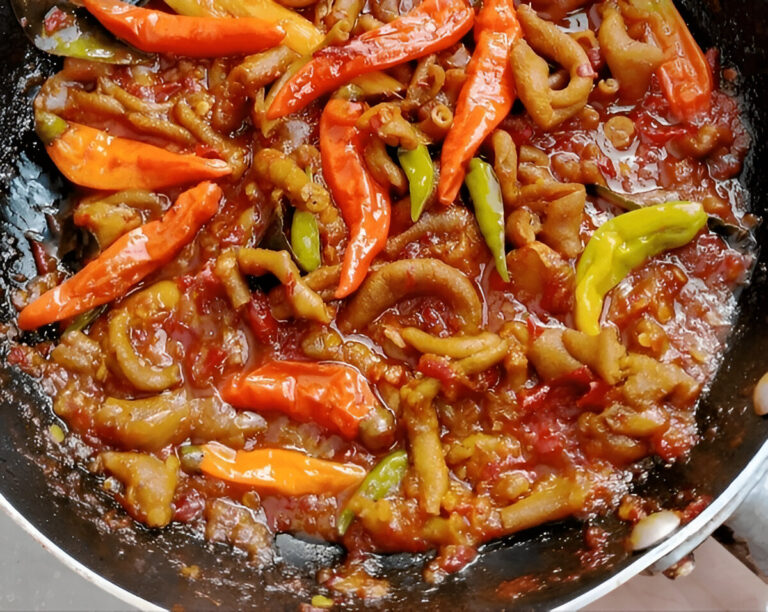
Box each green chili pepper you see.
[291,210,321,273]
[63,304,107,334]
[464,158,509,282]
[575,201,708,335]
[398,145,434,222]
[337,449,408,536]
[588,183,753,248]
[35,111,69,146]
[23,5,147,64]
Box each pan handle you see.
[718,477,768,576]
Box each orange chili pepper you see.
[221,361,379,440]
[320,98,390,299]
[266,0,474,119]
[197,442,366,496]
[18,182,222,330]
[626,0,712,119]
[437,0,521,205]
[39,114,230,190]
[82,0,285,57]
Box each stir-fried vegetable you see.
[36,112,230,190]
[438,0,521,205]
[337,450,408,535]
[464,158,509,282]
[18,182,222,330]
[221,361,394,447]
[397,145,434,222]
[82,0,285,57]
[574,201,708,335]
[181,442,366,495]
[267,0,475,118]
[291,211,321,273]
[623,0,713,119]
[320,98,391,298]
[164,0,322,55]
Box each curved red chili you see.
[320,98,391,299]
[39,115,230,191]
[267,0,474,119]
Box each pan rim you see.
[2,439,767,610]
[0,493,161,611]
[556,436,768,610]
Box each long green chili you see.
[337,449,408,536]
[575,201,708,335]
[464,158,509,282]
[588,183,753,247]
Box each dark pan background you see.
[1,0,768,608]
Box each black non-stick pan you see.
[2,0,768,608]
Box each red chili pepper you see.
[82,0,285,57]
[197,442,366,496]
[437,0,521,205]
[28,239,57,276]
[266,0,474,119]
[18,182,222,330]
[37,113,230,190]
[319,98,391,299]
[221,360,379,440]
[626,0,713,119]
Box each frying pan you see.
[1,0,768,608]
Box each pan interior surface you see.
[1,0,768,609]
